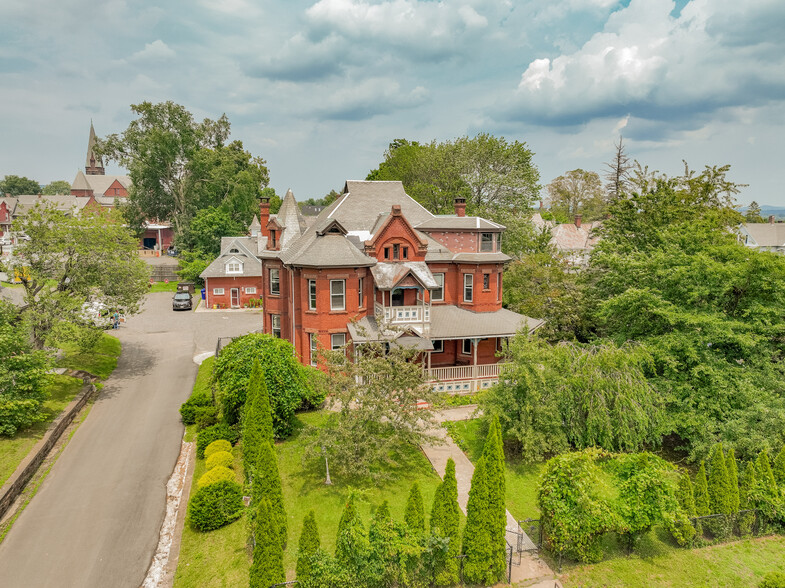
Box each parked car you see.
[172,291,193,311]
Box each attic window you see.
[384,247,390,260]
[393,244,400,260]
[328,226,342,234]
[229,248,239,253]
[402,247,408,259]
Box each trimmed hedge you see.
[196,423,239,459]
[206,450,234,471]
[187,479,244,531]
[197,466,236,489]
[205,439,233,459]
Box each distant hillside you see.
[737,205,785,220]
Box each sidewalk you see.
[422,407,560,587]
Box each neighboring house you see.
[548,215,601,267]
[738,217,785,253]
[201,236,263,309]
[250,180,542,393]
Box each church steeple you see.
[85,120,105,176]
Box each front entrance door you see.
[230,288,240,308]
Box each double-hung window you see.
[331,333,346,350]
[271,314,281,338]
[358,277,364,308]
[483,273,490,290]
[330,280,345,311]
[269,268,280,295]
[462,339,472,355]
[245,286,256,294]
[463,274,473,303]
[432,339,444,353]
[213,287,224,295]
[432,273,444,301]
[480,232,494,252]
[226,261,241,274]
[308,279,317,310]
[309,333,318,366]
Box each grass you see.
[174,410,443,587]
[57,333,122,379]
[149,281,181,293]
[446,418,544,521]
[0,375,83,486]
[560,533,785,587]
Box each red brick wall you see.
[104,180,128,197]
[430,338,502,367]
[424,231,480,252]
[205,276,263,309]
[365,209,427,261]
[428,263,503,312]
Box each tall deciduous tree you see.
[296,510,320,583]
[7,204,149,348]
[0,174,39,196]
[404,482,425,536]
[604,136,633,200]
[546,169,607,220]
[314,335,440,482]
[42,180,72,195]
[430,458,461,586]
[243,360,274,482]
[249,498,285,588]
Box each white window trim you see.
[480,232,494,252]
[330,279,345,311]
[310,333,318,366]
[213,288,225,295]
[331,333,346,350]
[432,339,444,353]
[245,286,256,294]
[308,280,317,310]
[269,268,280,296]
[433,273,444,301]
[462,339,472,355]
[225,256,243,274]
[271,314,281,338]
[358,277,364,308]
[463,273,473,303]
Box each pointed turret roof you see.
[85,120,105,175]
[275,189,307,250]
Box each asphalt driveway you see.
[0,293,257,587]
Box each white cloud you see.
[310,77,429,120]
[129,40,175,62]
[502,0,785,125]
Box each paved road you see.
[0,293,257,588]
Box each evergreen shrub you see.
[205,450,233,471]
[204,439,232,459]
[197,466,235,488]
[186,479,244,531]
[196,423,238,458]
[760,571,785,588]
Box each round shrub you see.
[196,423,239,458]
[187,479,244,531]
[206,450,234,471]
[198,466,235,489]
[205,439,233,459]
[213,333,325,436]
[761,572,785,588]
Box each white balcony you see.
[426,363,502,395]
[376,303,430,324]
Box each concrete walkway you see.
[422,406,560,587]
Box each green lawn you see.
[446,418,543,520]
[0,375,83,485]
[560,534,785,587]
[57,333,122,379]
[174,410,443,587]
[149,281,180,293]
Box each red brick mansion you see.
[202,181,541,393]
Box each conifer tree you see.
[335,494,368,571]
[253,438,287,548]
[726,448,740,514]
[242,359,274,482]
[694,461,710,516]
[430,458,461,586]
[677,472,696,516]
[756,450,777,496]
[296,511,320,583]
[404,482,425,535]
[482,416,507,582]
[375,501,391,523]
[740,461,757,508]
[709,443,732,515]
[773,446,785,486]
[462,457,492,585]
[249,498,285,588]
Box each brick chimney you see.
[454,197,466,217]
[574,214,582,229]
[391,204,402,216]
[769,215,775,224]
[260,195,271,237]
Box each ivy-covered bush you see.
[197,424,238,459]
[213,334,324,436]
[206,450,234,470]
[186,479,244,531]
[204,439,233,458]
[197,466,236,489]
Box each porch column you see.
[472,339,479,385]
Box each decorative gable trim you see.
[364,205,428,258]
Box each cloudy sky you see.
[1,0,784,206]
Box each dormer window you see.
[226,260,242,274]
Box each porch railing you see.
[426,363,502,382]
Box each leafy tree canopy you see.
[42,180,72,195]
[546,168,608,221]
[0,174,40,196]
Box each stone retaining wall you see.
[0,380,98,520]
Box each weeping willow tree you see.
[481,336,663,462]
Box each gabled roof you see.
[429,305,544,339]
[415,216,505,231]
[72,170,92,192]
[200,236,263,278]
[280,233,375,268]
[550,221,601,252]
[71,172,131,196]
[741,223,785,247]
[13,194,92,215]
[370,261,438,290]
[248,215,261,233]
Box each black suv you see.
[172,292,193,311]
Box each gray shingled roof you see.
[275,189,308,249]
[415,216,505,231]
[371,261,438,290]
[429,305,543,339]
[200,236,263,278]
[70,171,131,196]
[741,223,785,247]
[280,232,375,268]
[13,194,92,215]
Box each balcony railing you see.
[377,304,430,324]
[426,363,503,395]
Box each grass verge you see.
[57,333,121,379]
[0,375,83,486]
[445,418,543,521]
[174,410,443,587]
[149,281,180,293]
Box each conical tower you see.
[85,121,105,175]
